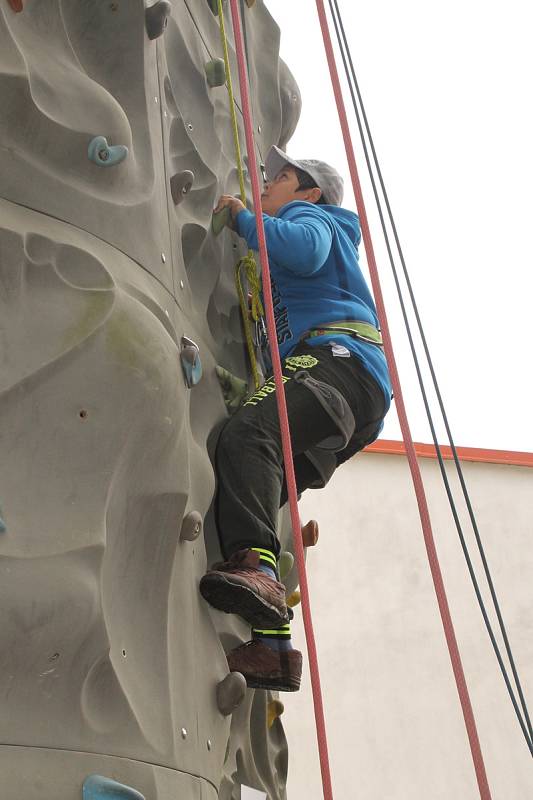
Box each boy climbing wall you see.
[200,146,392,692]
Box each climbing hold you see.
[6,0,23,11]
[170,170,194,206]
[302,519,319,547]
[145,0,172,40]
[215,365,248,413]
[267,700,284,729]
[88,136,128,168]
[205,58,226,88]
[211,206,231,236]
[180,336,202,388]
[207,0,225,14]
[180,510,203,542]
[83,775,145,800]
[278,551,294,579]
[287,590,301,608]
[216,671,247,716]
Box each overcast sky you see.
[263,0,533,452]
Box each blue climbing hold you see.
[180,336,203,388]
[145,0,172,40]
[83,775,145,800]
[88,136,128,168]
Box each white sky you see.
[264,0,533,452]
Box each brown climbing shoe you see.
[199,549,289,629]
[226,639,302,692]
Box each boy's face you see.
[261,166,321,216]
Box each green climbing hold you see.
[279,551,294,579]
[211,206,231,236]
[83,775,145,800]
[216,365,248,413]
[205,58,226,88]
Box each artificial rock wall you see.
[0,1,301,798]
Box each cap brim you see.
[265,145,301,182]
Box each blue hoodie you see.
[235,200,392,412]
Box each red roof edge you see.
[365,439,533,468]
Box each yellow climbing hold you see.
[267,699,285,728]
[287,590,301,608]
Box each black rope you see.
[327,0,533,755]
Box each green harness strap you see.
[303,320,383,347]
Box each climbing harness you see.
[302,319,383,347]
[216,0,264,390]
[326,0,533,757]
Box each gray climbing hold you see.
[211,206,231,236]
[170,170,194,206]
[180,510,203,542]
[205,58,226,88]
[83,774,145,800]
[88,136,128,168]
[216,671,247,716]
[215,365,248,413]
[145,1,172,40]
[279,550,294,579]
[180,336,202,388]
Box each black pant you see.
[215,344,386,558]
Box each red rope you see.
[228,2,333,798]
[314,1,493,797]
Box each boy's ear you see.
[303,187,322,205]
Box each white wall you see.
[284,451,533,799]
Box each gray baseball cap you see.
[265,145,344,206]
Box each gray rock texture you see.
[0,1,301,797]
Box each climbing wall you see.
[0,1,301,798]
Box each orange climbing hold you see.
[302,519,319,548]
[7,0,23,11]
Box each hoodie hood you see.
[277,201,361,247]
[319,204,361,247]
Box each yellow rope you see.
[217,0,263,389]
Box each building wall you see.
[284,450,533,799]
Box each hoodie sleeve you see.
[234,204,334,276]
